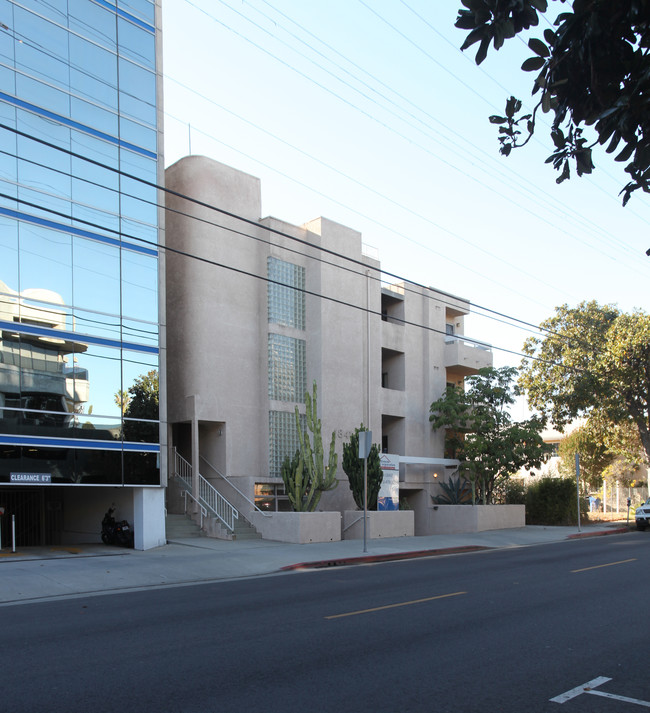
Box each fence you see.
[590,484,648,515]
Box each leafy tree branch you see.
[456,0,650,207]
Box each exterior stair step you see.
[166,513,204,540]
[232,518,262,540]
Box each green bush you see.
[525,477,588,525]
[504,479,527,505]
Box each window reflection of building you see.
[0,0,164,506]
[254,483,291,512]
[0,281,89,431]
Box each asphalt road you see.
[3,532,649,713]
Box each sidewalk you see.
[0,522,631,606]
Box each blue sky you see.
[161,0,649,378]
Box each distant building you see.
[165,156,492,537]
[0,0,166,549]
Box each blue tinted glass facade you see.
[0,0,161,486]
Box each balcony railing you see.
[444,335,491,351]
[444,335,492,374]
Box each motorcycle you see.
[101,507,134,548]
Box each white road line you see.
[551,677,650,708]
[550,677,611,703]
[587,690,650,708]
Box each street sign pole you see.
[359,430,372,553]
[363,455,368,553]
[575,453,581,532]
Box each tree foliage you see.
[456,0,650,206]
[520,301,650,467]
[342,425,383,510]
[557,420,611,489]
[557,415,645,488]
[430,366,550,504]
[122,369,159,442]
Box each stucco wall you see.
[248,511,342,543]
[342,510,414,539]
[164,157,489,534]
[422,504,525,535]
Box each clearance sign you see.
[10,473,52,484]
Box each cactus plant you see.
[431,473,472,505]
[281,449,307,512]
[282,381,338,512]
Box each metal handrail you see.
[173,449,239,531]
[199,454,272,517]
[342,514,364,532]
[198,471,238,531]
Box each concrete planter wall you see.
[342,510,414,540]
[248,511,342,543]
[421,504,525,535]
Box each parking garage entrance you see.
[0,487,63,547]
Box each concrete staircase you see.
[165,513,204,541]
[166,512,261,542]
[232,518,262,541]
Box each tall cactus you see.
[281,450,308,512]
[283,381,338,512]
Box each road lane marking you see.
[325,591,466,619]
[587,689,650,708]
[550,677,611,703]
[551,677,650,708]
[571,558,636,573]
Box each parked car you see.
[635,498,650,531]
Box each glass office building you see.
[0,0,165,547]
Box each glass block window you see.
[268,334,306,403]
[268,257,305,329]
[269,410,306,478]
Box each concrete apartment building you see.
[0,0,166,549]
[165,156,492,538]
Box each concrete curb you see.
[567,526,630,539]
[281,525,634,571]
[280,545,491,570]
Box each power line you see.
[267,0,650,259]
[1,183,576,368]
[0,121,602,359]
[174,0,648,271]
[1,142,548,347]
[5,1,647,288]
[0,119,568,335]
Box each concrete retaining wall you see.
[248,511,342,543]
[342,511,414,539]
[421,504,525,535]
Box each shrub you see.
[504,479,526,505]
[525,477,588,525]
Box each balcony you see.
[444,336,492,376]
